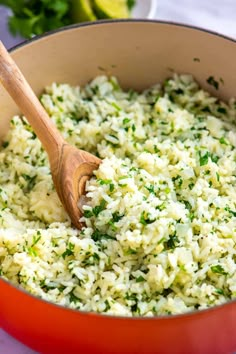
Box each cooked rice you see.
[0,74,236,316]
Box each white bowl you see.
[132,0,158,19]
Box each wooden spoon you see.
[0,41,101,229]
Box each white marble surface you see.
[0,0,236,353]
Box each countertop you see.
[0,0,235,352]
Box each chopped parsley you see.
[165,233,180,249]
[199,151,209,166]
[140,211,156,225]
[206,76,219,90]
[62,242,74,259]
[198,151,219,166]
[219,137,228,145]
[135,275,145,283]
[211,265,227,275]
[91,229,115,242]
[92,199,106,217]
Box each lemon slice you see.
[71,0,97,22]
[93,0,130,19]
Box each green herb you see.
[62,242,74,259]
[123,118,131,125]
[125,292,137,301]
[174,88,184,95]
[109,78,120,91]
[165,232,180,249]
[69,292,81,304]
[126,0,136,10]
[32,232,41,247]
[214,288,224,295]
[145,184,155,194]
[111,102,121,111]
[104,299,111,312]
[4,0,71,39]
[140,211,155,225]
[22,174,37,190]
[194,133,202,139]
[136,275,145,282]
[219,137,228,145]
[183,200,192,211]
[217,107,227,114]
[216,172,220,182]
[84,209,93,218]
[188,182,194,190]
[202,106,211,113]
[28,247,37,257]
[149,118,154,124]
[109,183,115,192]
[2,141,9,148]
[157,237,165,244]
[199,151,209,166]
[224,206,236,217]
[112,212,123,222]
[172,175,183,187]
[91,229,115,242]
[206,76,219,90]
[189,212,195,222]
[211,265,227,275]
[98,179,112,185]
[126,248,137,255]
[210,153,219,164]
[92,199,106,217]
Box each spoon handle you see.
[0,41,65,155]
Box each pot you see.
[0,20,235,354]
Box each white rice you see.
[0,74,236,316]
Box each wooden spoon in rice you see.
[0,41,101,229]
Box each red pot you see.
[0,20,235,353]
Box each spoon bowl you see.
[0,41,101,229]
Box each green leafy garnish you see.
[140,211,155,225]
[62,242,74,259]
[219,137,228,145]
[211,265,227,275]
[217,107,227,114]
[69,291,81,304]
[135,275,145,282]
[145,184,155,194]
[206,76,219,90]
[32,231,41,247]
[199,151,209,166]
[4,0,70,38]
[165,232,180,249]
[198,151,219,166]
[91,229,115,242]
[172,175,183,187]
[224,206,236,217]
[92,199,106,217]
[98,179,112,185]
[126,0,136,10]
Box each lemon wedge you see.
[93,0,130,19]
[71,0,97,22]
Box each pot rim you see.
[2,18,236,322]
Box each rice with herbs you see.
[0,74,236,316]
